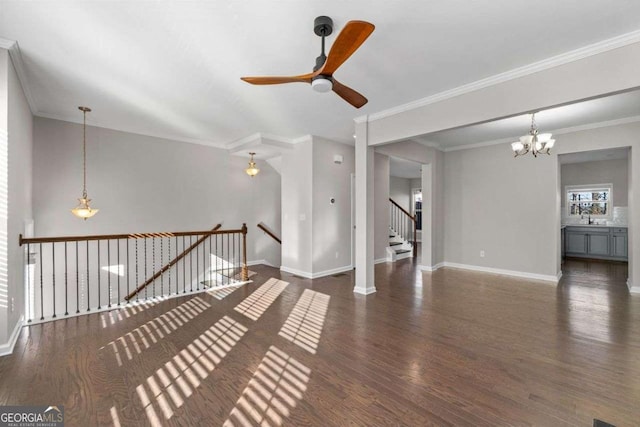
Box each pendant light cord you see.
[82,109,87,199]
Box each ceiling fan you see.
[241,16,375,108]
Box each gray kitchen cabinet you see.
[566,232,587,254]
[611,232,628,258]
[564,226,627,261]
[587,233,610,256]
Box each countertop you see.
[562,224,627,229]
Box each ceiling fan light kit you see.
[241,15,374,108]
[311,76,333,93]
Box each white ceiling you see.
[389,156,421,179]
[418,90,640,149]
[2,1,640,148]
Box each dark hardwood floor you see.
[0,258,638,426]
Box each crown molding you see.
[549,114,640,136]
[35,111,227,148]
[226,132,262,149]
[356,29,640,125]
[225,132,309,153]
[0,38,38,114]
[410,138,442,150]
[441,114,640,152]
[0,38,14,49]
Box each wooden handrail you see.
[124,224,222,301]
[257,223,281,244]
[389,198,418,258]
[389,198,416,222]
[18,226,244,246]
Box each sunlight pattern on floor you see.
[207,284,242,300]
[101,300,160,328]
[105,296,211,366]
[110,406,121,427]
[278,289,330,354]
[136,316,248,423]
[234,278,289,321]
[223,346,310,427]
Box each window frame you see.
[565,183,613,219]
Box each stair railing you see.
[389,198,417,257]
[257,222,281,244]
[19,223,248,324]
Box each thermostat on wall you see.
[333,155,343,164]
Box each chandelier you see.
[71,106,99,220]
[245,152,260,177]
[511,113,555,157]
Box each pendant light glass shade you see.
[245,152,260,177]
[510,113,556,158]
[71,195,99,219]
[71,106,99,220]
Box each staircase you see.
[387,198,417,261]
[387,229,414,261]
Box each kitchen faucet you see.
[581,212,595,225]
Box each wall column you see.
[354,119,376,295]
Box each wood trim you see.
[389,198,416,222]
[18,226,243,246]
[241,223,248,281]
[124,224,222,301]
[257,223,281,244]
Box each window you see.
[566,184,612,218]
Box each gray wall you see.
[281,139,313,273]
[0,49,33,348]
[389,176,411,211]
[312,138,355,273]
[374,153,389,261]
[7,55,33,342]
[33,117,281,266]
[444,142,556,275]
[561,158,628,207]
[443,121,639,285]
[281,137,356,276]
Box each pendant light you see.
[71,106,99,220]
[245,152,260,177]
[510,113,556,158]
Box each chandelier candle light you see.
[71,106,99,220]
[245,152,260,177]
[511,113,556,157]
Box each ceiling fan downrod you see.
[312,16,334,92]
[313,16,333,71]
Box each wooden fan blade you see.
[332,79,368,108]
[241,74,313,85]
[320,21,375,76]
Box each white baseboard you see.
[280,264,353,280]
[247,259,275,268]
[353,286,377,295]
[419,262,445,272]
[427,262,559,283]
[0,316,24,357]
[629,279,639,293]
[375,258,388,264]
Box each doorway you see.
[558,147,631,283]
